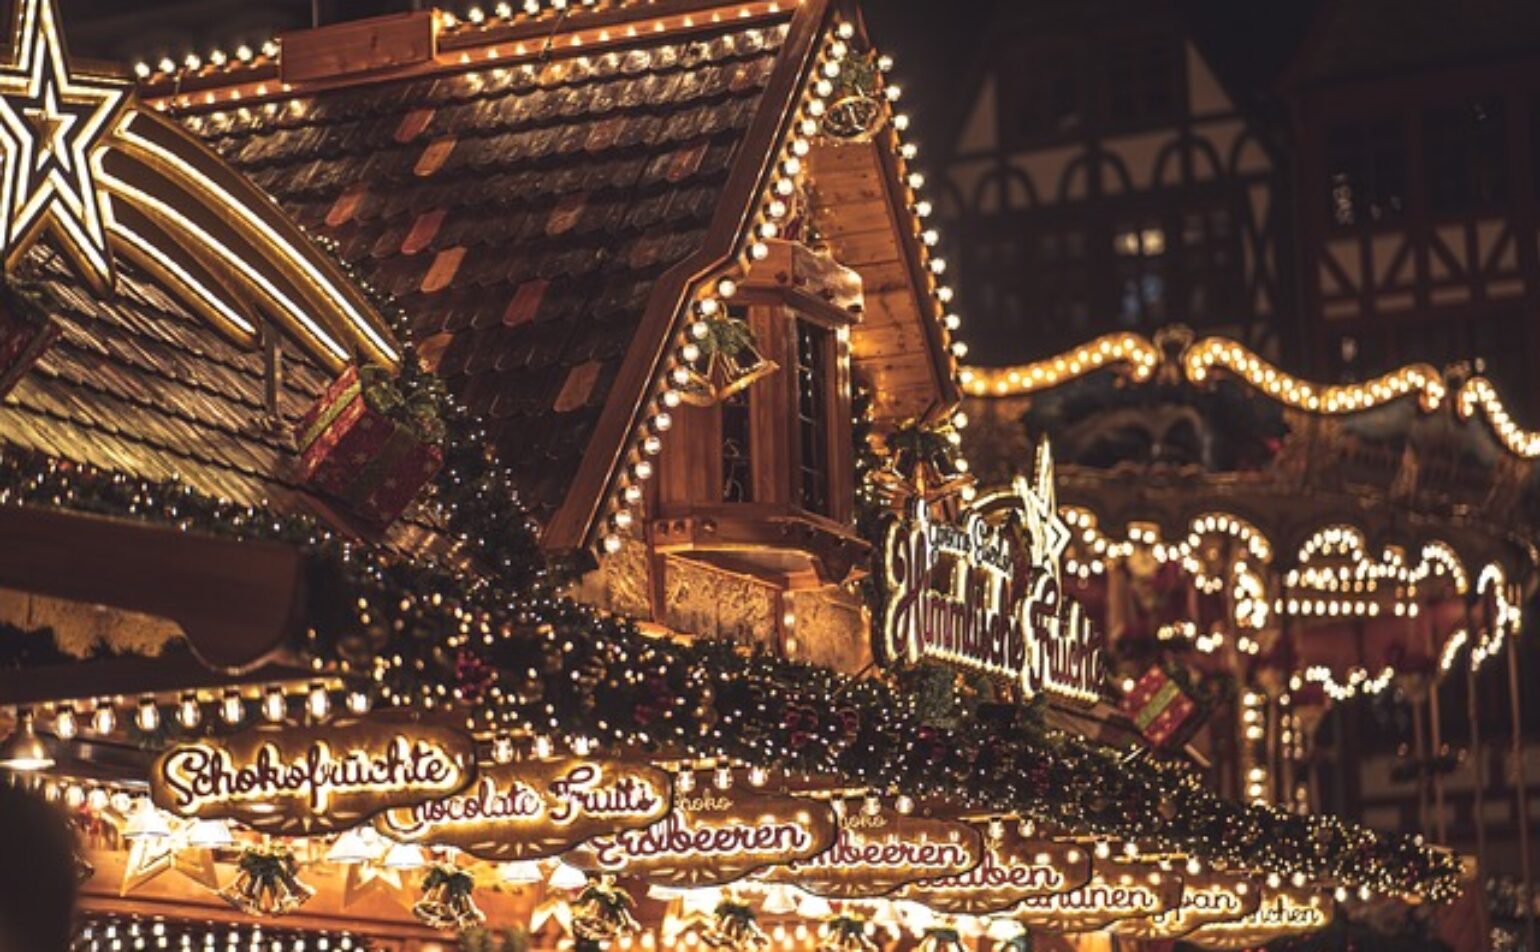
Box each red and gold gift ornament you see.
[295,361,446,528]
[1119,665,1200,749]
[0,278,61,399]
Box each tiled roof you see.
[180,16,792,521]
[0,250,330,509]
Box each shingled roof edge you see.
[541,0,833,550]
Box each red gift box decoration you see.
[295,365,443,528]
[1119,665,1200,749]
[0,282,60,399]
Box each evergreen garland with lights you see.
[0,238,1466,903]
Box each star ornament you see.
[0,0,127,291]
[1015,440,1070,574]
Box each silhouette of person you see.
[0,782,78,952]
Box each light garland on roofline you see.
[960,333,1158,397]
[598,17,971,554]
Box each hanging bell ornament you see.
[412,864,486,931]
[678,318,779,407]
[917,926,966,952]
[218,846,316,917]
[821,55,887,143]
[870,418,974,508]
[818,915,878,952]
[571,875,641,942]
[702,899,769,952]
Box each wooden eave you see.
[0,505,307,675]
[810,133,960,427]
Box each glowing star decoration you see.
[900,828,1093,914]
[149,717,476,835]
[1113,873,1262,940]
[880,440,1106,705]
[0,0,399,370]
[119,817,221,896]
[0,0,125,291]
[375,757,672,861]
[567,787,838,888]
[340,860,405,910]
[761,803,984,899]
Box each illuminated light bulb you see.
[894,794,914,815]
[306,684,330,721]
[632,460,653,481]
[943,313,961,330]
[681,343,700,363]
[261,688,285,723]
[157,57,175,74]
[624,484,645,505]
[54,705,78,740]
[613,509,634,531]
[86,787,108,811]
[221,690,244,726]
[133,62,151,78]
[642,436,662,456]
[261,40,279,58]
[750,242,769,260]
[183,53,201,70]
[747,766,767,787]
[652,412,673,432]
[491,734,515,764]
[1094,841,1111,860]
[346,691,370,716]
[235,44,254,62]
[91,703,116,735]
[177,694,201,729]
[671,366,692,386]
[534,735,554,759]
[716,278,738,298]
[713,765,733,789]
[135,698,160,733]
[675,771,696,794]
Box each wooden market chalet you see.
[0,0,1472,950]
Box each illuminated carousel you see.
[960,326,1536,864]
[0,0,1467,950]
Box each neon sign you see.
[567,788,838,888]
[903,828,1092,913]
[376,757,671,861]
[879,442,1105,704]
[1010,865,1184,932]
[761,803,984,898]
[1114,872,1261,940]
[1186,889,1332,949]
[150,718,475,835]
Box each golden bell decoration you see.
[916,926,966,952]
[412,863,486,931]
[821,55,886,143]
[218,845,315,918]
[818,915,878,952]
[870,418,974,507]
[571,876,641,942]
[678,318,779,407]
[702,899,769,952]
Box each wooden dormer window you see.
[650,241,867,586]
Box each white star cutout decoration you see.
[0,0,127,291]
[1016,441,1070,574]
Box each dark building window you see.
[720,387,752,503]
[1103,37,1184,129]
[1424,97,1508,215]
[1326,119,1408,226]
[1000,43,1085,147]
[794,320,831,516]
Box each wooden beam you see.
[0,506,307,673]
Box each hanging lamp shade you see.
[0,710,54,771]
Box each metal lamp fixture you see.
[0,709,55,771]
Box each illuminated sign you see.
[902,828,1092,914]
[376,757,671,861]
[1114,873,1261,940]
[761,804,984,899]
[880,442,1105,704]
[1011,866,1184,932]
[567,788,838,888]
[1186,889,1332,949]
[150,718,475,835]
[0,0,398,369]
